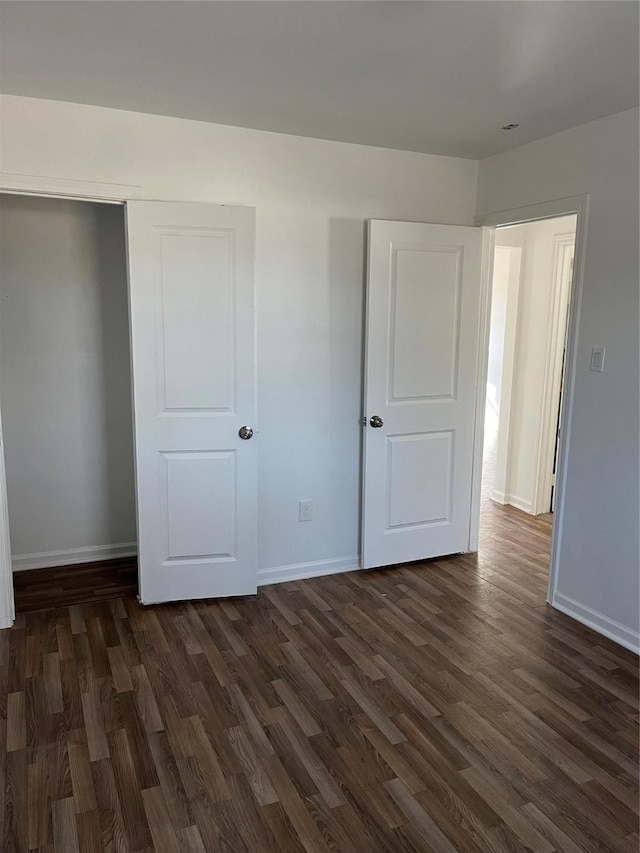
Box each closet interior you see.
[0,194,137,599]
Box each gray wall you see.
[478,107,640,649]
[0,195,136,566]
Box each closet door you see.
[126,202,256,603]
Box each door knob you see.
[369,415,384,428]
[238,426,254,440]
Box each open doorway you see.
[479,214,577,592]
[0,193,139,611]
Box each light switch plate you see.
[590,346,606,373]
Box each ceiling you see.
[0,1,638,160]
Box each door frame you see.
[533,234,575,516]
[470,194,590,606]
[0,173,142,627]
[0,404,14,628]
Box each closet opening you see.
[0,193,138,611]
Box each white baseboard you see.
[12,541,137,572]
[552,591,639,655]
[258,555,360,587]
[507,494,534,514]
[490,492,533,514]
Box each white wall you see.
[487,246,510,412]
[488,242,522,507]
[494,216,576,514]
[0,95,478,576]
[478,108,640,651]
[0,194,136,568]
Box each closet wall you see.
[0,195,136,569]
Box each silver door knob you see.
[239,426,254,440]
[369,415,384,428]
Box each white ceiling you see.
[1,1,638,160]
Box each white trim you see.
[475,195,585,228]
[257,555,360,587]
[489,491,533,514]
[0,172,141,203]
[493,246,522,507]
[12,542,137,572]
[0,419,15,629]
[552,592,640,656]
[469,194,590,614]
[532,234,575,515]
[503,494,533,515]
[546,197,589,605]
[360,220,374,565]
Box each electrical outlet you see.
[299,500,313,522]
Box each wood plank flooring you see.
[13,558,138,614]
[2,495,638,852]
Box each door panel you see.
[390,246,461,400]
[387,431,454,529]
[161,451,236,560]
[362,220,483,569]
[126,202,256,603]
[160,232,235,411]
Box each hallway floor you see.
[476,403,553,609]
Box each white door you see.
[126,202,257,603]
[362,220,483,569]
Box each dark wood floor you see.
[13,558,138,614]
[2,503,638,851]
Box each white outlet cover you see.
[299,500,313,522]
[590,346,606,372]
